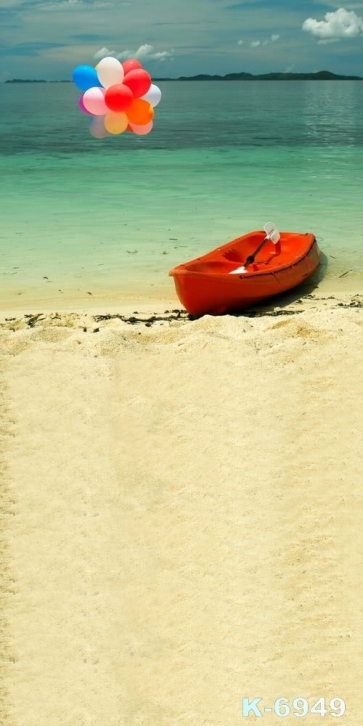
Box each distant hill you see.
[5,79,47,83]
[4,79,70,83]
[155,70,363,81]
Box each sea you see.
[1,80,363,310]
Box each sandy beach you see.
[1,288,363,725]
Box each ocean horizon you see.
[3,67,363,82]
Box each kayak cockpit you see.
[183,232,313,276]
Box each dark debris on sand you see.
[93,309,194,327]
[337,299,363,308]
[3,295,363,331]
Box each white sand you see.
[1,292,363,725]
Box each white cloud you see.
[134,44,172,61]
[316,38,340,45]
[302,7,363,41]
[94,46,114,60]
[239,34,279,48]
[94,44,173,63]
[39,0,112,8]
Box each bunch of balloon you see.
[72,57,162,138]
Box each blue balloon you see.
[72,65,103,92]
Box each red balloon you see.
[123,69,152,99]
[104,84,133,112]
[122,59,143,75]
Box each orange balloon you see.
[104,111,128,135]
[126,99,154,126]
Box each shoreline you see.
[1,259,363,320]
[1,285,363,327]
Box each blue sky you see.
[1,0,363,80]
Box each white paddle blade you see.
[230,265,247,274]
[264,222,280,244]
[264,222,275,236]
[270,229,280,244]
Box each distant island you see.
[5,79,70,83]
[5,70,363,83]
[154,70,363,81]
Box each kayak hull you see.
[169,230,320,316]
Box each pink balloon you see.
[128,120,153,135]
[83,87,108,116]
[89,116,109,139]
[79,95,92,114]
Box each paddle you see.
[229,223,281,275]
[244,222,280,267]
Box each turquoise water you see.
[1,81,363,308]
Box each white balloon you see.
[96,56,124,89]
[141,84,162,107]
[89,115,109,139]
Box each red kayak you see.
[169,229,320,316]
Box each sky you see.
[1,0,363,81]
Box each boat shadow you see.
[230,251,329,318]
